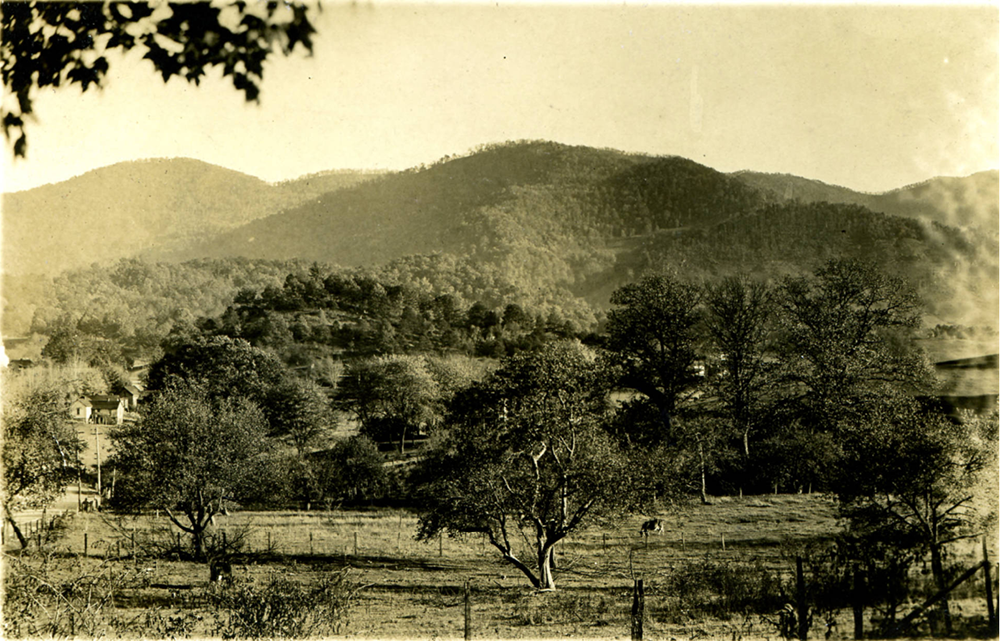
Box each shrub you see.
[657,555,787,623]
[508,590,620,627]
[2,552,153,638]
[210,569,356,639]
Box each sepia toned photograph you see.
[1,1,998,639]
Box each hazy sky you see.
[3,2,998,194]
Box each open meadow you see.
[7,493,995,640]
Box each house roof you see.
[89,395,124,410]
[123,383,141,395]
[71,398,93,408]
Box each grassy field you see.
[7,493,995,640]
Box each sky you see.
[2,2,998,194]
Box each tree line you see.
[4,259,995,612]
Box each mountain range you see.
[2,159,383,276]
[3,141,997,327]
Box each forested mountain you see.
[2,159,381,275]
[152,141,995,326]
[3,259,318,356]
[4,141,996,350]
[161,142,770,268]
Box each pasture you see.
[8,493,995,639]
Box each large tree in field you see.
[836,402,998,636]
[416,342,641,591]
[1,374,82,549]
[2,1,314,157]
[110,384,272,560]
[703,276,778,458]
[778,259,931,431]
[605,274,702,446]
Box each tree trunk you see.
[500,551,541,588]
[191,525,207,561]
[537,545,556,590]
[5,513,27,549]
[930,544,953,635]
[699,441,708,504]
[399,423,407,455]
[743,427,750,458]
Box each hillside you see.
[152,141,995,326]
[732,169,999,234]
[1,159,381,275]
[158,142,769,265]
[5,141,996,335]
[623,201,997,327]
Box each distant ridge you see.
[732,169,999,233]
[2,158,381,275]
[144,140,996,326]
[4,141,996,327]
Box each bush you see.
[2,552,154,638]
[210,570,356,639]
[507,590,620,628]
[657,555,787,623]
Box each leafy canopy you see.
[145,335,285,407]
[605,274,702,444]
[2,1,315,157]
[778,258,931,429]
[2,374,82,515]
[110,383,272,558]
[417,341,642,590]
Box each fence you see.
[6,507,999,640]
[1,510,71,550]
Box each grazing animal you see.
[209,559,233,583]
[639,518,664,538]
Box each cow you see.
[639,518,664,539]
[209,558,233,583]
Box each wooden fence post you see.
[84,532,88,557]
[852,568,865,639]
[267,530,272,552]
[796,557,809,641]
[631,579,644,641]
[439,533,443,557]
[984,537,997,631]
[464,579,472,641]
[310,531,314,555]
